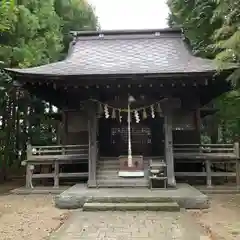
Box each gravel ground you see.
[0,194,69,240]
[189,194,240,240]
[0,181,240,240]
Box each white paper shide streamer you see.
[134,110,140,123]
[150,105,155,118]
[104,104,110,118]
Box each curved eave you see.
[4,67,236,80]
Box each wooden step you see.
[97,179,148,187]
[98,163,149,169]
[98,161,149,166]
[83,202,180,211]
[97,169,149,174]
[97,175,148,181]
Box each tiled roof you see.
[5,28,235,76]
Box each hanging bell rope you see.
[127,96,135,167]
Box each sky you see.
[88,0,169,30]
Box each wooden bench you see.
[21,144,89,188]
[173,142,240,187]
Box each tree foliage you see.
[167,0,240,142]
[55,0,98,57]
[0,0,98,181]
[167,0,220,58]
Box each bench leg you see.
[54,161,59,188]
[26,164,34,189]
[205,160,212,188]
[236,159,240,189]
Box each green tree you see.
[210,0,240,86]
[167,0,220,57]
[0,0,63,68]
[55,0,98,57]
[0,0,98,181]
[167,0,240,142]
[0,0,16,32]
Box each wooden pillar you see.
[164,113,176,188]
[87,103,98,188]
[61,110,68,144]
[194,108,201,143]
[53,160,59,188]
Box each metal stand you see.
[149,159,167,189]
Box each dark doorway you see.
[98,117,164,157]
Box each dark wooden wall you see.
[64,111,89,145]
[172,110,200,144]
[62,108,201,157]
[98,117,165,157]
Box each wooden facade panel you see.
[67,112,88,132]
[66,132,88,145]
[63,108,200,155]
[172,111,200,144]
[98,118,165,157]
[173,130,200,144]
[65,111,88,145]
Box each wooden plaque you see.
[119,155,144,171]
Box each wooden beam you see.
[32,172,88,178]
[175,172,236,177]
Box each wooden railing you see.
[22,144,89,188]
[173,142,240,187]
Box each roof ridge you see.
[70,27,182,37]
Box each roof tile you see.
[5,29,231,76]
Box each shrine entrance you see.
[98,117,164,157]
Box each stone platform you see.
[55,183,209,209]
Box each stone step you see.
[87,196,173,203]
[83,202,180,211]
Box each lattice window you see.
[111,127,151,144]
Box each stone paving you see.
[50,210,210,240]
